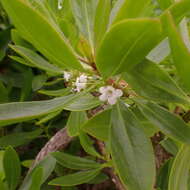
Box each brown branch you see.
[32,128,73,167]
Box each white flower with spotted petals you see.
[99,86,123,105]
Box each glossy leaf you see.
[63,94,101,111]
[67,111,87,136]
[1,0,83,71]
[52,152,101,170]
[19,155,56,190]
[10,45,64,75]
[94,0,111,49]
[0,92,101,127]
[38,88,71,97]
[32,75,47,91]
[136,100,190,144]
[123,60,189,104]
[49,169,101,186]
[96,18,162,78]
[79,132,101,158]
[110,101,155,190]
[163,0,190,24]
[3,147,21,190]
[82,109,111,141]
[157,0,173,10]
[131,106,158,137]
[36,110,61,125]
[161,138,179,156]
[29,167,43,190]
[161,12,190,91]
[113,0,151,22]
[70,0,98,51]
[169,145,190,190]
[157,159,173,190]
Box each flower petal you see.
[108,97,117,105]
[106,86,115,92]
[99,86,107,93]
[99,94,108,101]
[114,89,123,97]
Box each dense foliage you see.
[1,0,190,189]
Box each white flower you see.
[75,74,88,92]
[99,86,123,105]
[63,71,71,82]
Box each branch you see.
[32,128,73,167]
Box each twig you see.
[103,168,126,190]
[95,135,126,190]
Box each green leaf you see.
[168,145,190,190]
[67,111,87,137]
[36,110,61,125]
[9,55,34,67]
[32,75,47,91]
[29,167,43,190]
[157,0,174,10]
[52,152,101,170]
[94,0,111,49]
[1,0,83,71]
[123,60,189,104]
[19,155,56,190]
[49,169,101,186]
[113,0,151,22]
[136,100,190,144]
[64,94,101,111]
[22,160,33,169]
[10,45,64,75]
[161,138,179,156]
[96,18,162,78]
[0,129,43,148]
[157,159,173,190]
[110,101,155,190]
[161,12,190,91]
[82,109,111,141]
[88,172,108,184]
[0,92,101,127]
[11,29,33,49]
[3,147,21,190]
[162,0,190,24]
[70,0,98,52]
[38,88,71,97]
[79,132,102,158]
[131,106,158,137]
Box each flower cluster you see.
[75,74,88,92]
[63,72,123,105]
